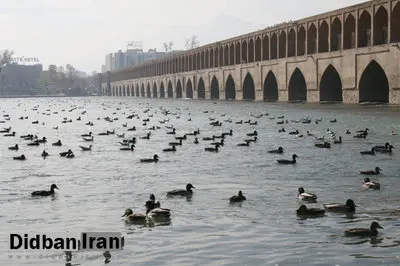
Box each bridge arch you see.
[176,80,182,98]
[391,2,400,42]
[242,40,248,63]
[288,28,296,57]
[160,82,165,98]
[224,45,229,66]
[288,68,307,102]
[307,23,317,54]
[319,65,342,102]
[358,10,371,48]
[153,82,158,98]
[319,20,329,53]
[344,14,356,49]
[130,85,134,96]
[225,75,236,100]
[248,39,254,63]
[167,81,173,98]
[229,44,234,65]
[146,83,151,97]
[331,18,342,51]
[359,60,389,103]
[186,79,193,98]
[141,84,145,97]
[263,35,269,60]
[271,33,277,59]
[374,6,388,45]
[263,71,278,101]
[119,86,122,96]
[243,73,255,100]
[255,37,261,61]
[211,76,219,100]
[279,31,286,58]
[135,84,139,97]
[297,26,306,56]
[197,78,205,99]
[235,42,241,64]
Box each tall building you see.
[114,50,126,70]
[105,53,113,71]
[101,65,106,73]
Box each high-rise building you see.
[105,54,113,71]
[114,50,126,69]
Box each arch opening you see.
[279,31,286,58]
[211,76,220,100]
[391,2,400,42]
[153,83,158,98]
[255,37,261,61]
[271,33,278,59]
[344,14,356,49]
[297,26,306,56]
[235,42,241,64]
[359,60,389,103]
[136,85,139,97]
[374,6,388,45]
[248,39,254,63]
[141,84,145,97]
[307,24,317,54]
[288,68,307,102]
[186,79,193,99]
[229,44,235,65]
[331,18,342,51]
[288,29,296,57]
[319,65,343,103]
[176,80,182,98]
[242,73,255,100]
[224,46,229,66]
[358,10,372,47]
[197,78,205,99]
[146,84,151,98]
[242,41,248,63]
[225,75,236,100]
[263,35,270,60]
[160,82,165,98]
[319,21,329,53]
[167,81,173,98]
[263,71,278,101]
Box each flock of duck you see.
[1,101,397,240]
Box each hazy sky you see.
[0,0,366,73]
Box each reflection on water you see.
[0,97,399,266]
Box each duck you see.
[31,184,58,197]
[277,154,298,164]
[175,135,187,140]
[346,130,351,134]
[140,132,151,140]
[296,205,325,217]
[82,136,94,142]
[35,137,47,143]
[334,136,342,144]
[27,141,40,146]
[278,128,286,133]
[167,183,195,197]
[360,147,375,155]
[52,140,62,146]
[211,139,224,146]
[4,131,16,137]
[166,128,176,135]
[244,136,257,143]
[246,130,258,137]
[127,126,136,131]
[117,133,125,138]
[376,145,394,154]
[8,144,18,151]
[235,120,243,124]
[168,139,182,146]
[41,150,49,158]
[13,154,26,160]
[145,201,171,222]
[66,152,75,158]
[362,178,380,190]
[163,146,176,152]
[268,147,284,154]
[324,199,356,214]
[140,154,159,163]
[121,208,147,224]
[229,191,246,203]
[237,140,250,147]
[81,132,92,137]
[222,129,233,137]
[60,149,73,157]
[193,137,199,144]
[205,145,219,152]
[79,145,92,151]
[315,142,331,148]
[344,221,383,237]
[297,187,317,201]
[360,167,382,175]
[120,145,134,151]
[374,142,390,152]
[202,135,215,141]
[289,130,299,135]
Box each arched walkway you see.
[225,75,236,100]
[176,80,182,98]
[146,84,151,98]
[242,73,255,100]
[263,71,278,101]
[167,81,173,98]
[359,60,389,103]
[141,84,145,97]
[210,76,219,100]
[186,79,193,98]
[160,82,165,98]
[319,65,343,102]
[153,83,158,98]
[197,78,205,99]
[288,68,307,102]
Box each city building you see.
[105,53,113,71]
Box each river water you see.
[0,97,399,266]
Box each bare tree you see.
[185,35,199,50]
[0,50,14,68]
[163,41,174,53]
[65,64,76,84]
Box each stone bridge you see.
[100,0,400,104]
